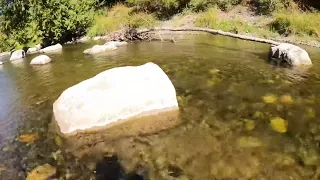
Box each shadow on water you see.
[96,155,146,180]
[0,35,320,179]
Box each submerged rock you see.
[40,43,62,53]
[83,44,117,54]
[30,55,51,65]
[10,50,26,61]
[53,62,179,135]
[105,41,128,47]
[0,61,2,65]
[269,43,312,67]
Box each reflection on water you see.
[0,36,320,179]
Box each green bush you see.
[0,0,97,49]
[270,12,320,37]
[253,0,295,15]
[255,0,283,14]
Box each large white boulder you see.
[40,44,62,53]
[53,62,179,135]
[270,43,312,67]
[10,50,26,61]
[30,55,52,65]
[83,44,117,54]
[105,41,128,47]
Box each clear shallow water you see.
[0,35,320,179]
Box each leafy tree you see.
[0,0,97,50]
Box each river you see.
[0,35,320,179]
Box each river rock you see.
[27,47,38,54]
[35,43,42,50]
[10,50,26,61]
[27,44,42,54]
[83,44,117,54]
[30,55,51,65]
[270,43,312,67]
[77,36,89,43]
[0,61,3,65]
[105,41,128,47]
[40,43,62,53]
[53,62,179,135]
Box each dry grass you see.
[195,7,277,38]
[87,4,157,37]
[270,11,320,38]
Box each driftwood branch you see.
[138,27,281,45]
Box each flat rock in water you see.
[53,62,179,137]
[40,44,62,53]
[270,43,312,67]
[105,41,128,47]
[30,55,52,65]
[10,50,26,61]
[83,44,117,54]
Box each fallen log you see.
[137,27,281,45]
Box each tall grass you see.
[87,4,157,37]
[270,12,320,37]
[189,0,243,12]
[195,7,278,38]
[195,8,256,33]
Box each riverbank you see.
[87,4,320,48]
[169,6,320,48]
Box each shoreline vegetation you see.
[0,0,320,52]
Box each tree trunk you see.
[138,27,281,45]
